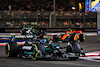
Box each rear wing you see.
[65,30,82,34]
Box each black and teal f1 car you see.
[5,33,85,60]
[5,35,38,60]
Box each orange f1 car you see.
[60,30,85,42]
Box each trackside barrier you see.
[0,33,21,35]
[0,32,97,36]
[0,32,97,46]
[0,42,25,46]
[46,32,97,36]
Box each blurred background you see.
[0,0,99,32]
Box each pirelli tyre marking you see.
[6,43,10,57]
[32,44,38,60]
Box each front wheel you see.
[31,44,38,60]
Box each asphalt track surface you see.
[1,35,100,67]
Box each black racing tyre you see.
[36,44,45,55]
[5,41,18,57]
[66,42,81,53]
[31,44,38,60]
[71,42,81,53]
[67,42,81,60]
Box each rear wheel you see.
[5,41,18,57]
[67,42,81,60]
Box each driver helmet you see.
[40,39,46,44]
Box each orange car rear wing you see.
[66,30,82,34]
[73,31,82,34]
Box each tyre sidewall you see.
[5,41,18,57]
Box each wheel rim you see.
[5,43,10,57]
[32,44,38,60]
